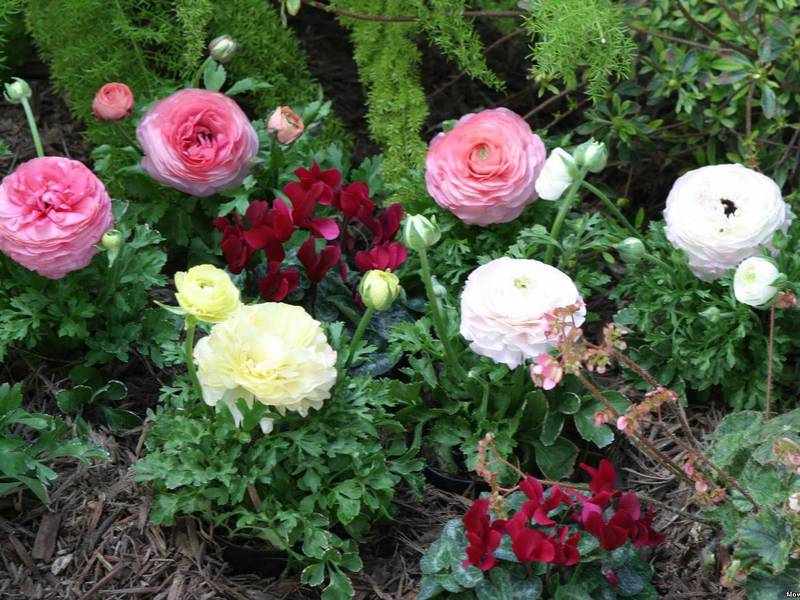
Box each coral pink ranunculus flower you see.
[267,106,304,144]
[425,108,546,226]
[136,89,259,197]
[92,82,134,121]
[0,157,114,279]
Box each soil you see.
[0,24,738,600]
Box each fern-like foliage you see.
[0,0,23,73]
[22,0,335,144]
[341,0,429,186]
[525,0,636,99]
[417,0,505,91]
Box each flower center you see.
[720,198,737,217]
[514,276,535,292]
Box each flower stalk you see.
[21,97,44,158]
[184,316,202,400]
[581,180,639,236]
[344,306,374,371]
[543,167,587,265]
[418,246,467,380]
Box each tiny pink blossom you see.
[776,291,798,309]
[616,416,630,434]
[694,480,708,494]
[593,410,610,427]
[530,353,563,390]
[790,492,800,513]
[683,461,695,477]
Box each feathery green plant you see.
[524,0,636,100]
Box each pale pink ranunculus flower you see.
[136,88,259,197]
[0,157,114,279]
[267,106,304,144]
[460,257,585,368]
[425,108,546,226]
[92,82,134,121]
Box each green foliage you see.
[418,518,657,599]
[134,369,423,596]
[341,0,429,186]
[0,382,107,503]
[22,0,339,145]
[612,221,800,408]
[56,365,140,431]
[525,0,636,100]
[599,0,800,183]
[0,219,179,367]
[702,409,800,593]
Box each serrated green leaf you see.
[737,512,792,573]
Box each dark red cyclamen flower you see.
[373,203,405,244]
[337,181,375,219]
[505,510,556,564]
[626,500,667,548]
[215,215,255,274]
[258,262,299,302]
[298,237,341,283]
[579,459,619,507]
[283,181,340,240]
[462,498,506,571]
[295,163,341,205]
[550,526,581,567]
[354,242,408,272]
[518,476,573,526]
[580,503,630,551]
[606,570,620,587]
[242,199,295,262]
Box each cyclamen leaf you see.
[417,576,443,600]
[420,539,453,574]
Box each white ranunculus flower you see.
[663,164,792,281]
[733,257,780,308]
[193,303,337,424]
[534,148,576,201]
[460,257,585,368]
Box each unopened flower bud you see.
[4,77,32,104]
[573,138,608,173]
[267,106,304,144]
[101,229,124,251]
[776,291,798,309]
[359,270,400,311]
[208,35,237,63]
[700,306,721,323]
[616,237,645,265]
[431,277,447,298]
[403,214,441,251]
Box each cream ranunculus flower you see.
[733,257,780,308]
[460,257,585,368]
[193,303,337,422]
[534,148,577,201]
[663,164,792,281]
[174,264,242,323]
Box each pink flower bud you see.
[267,106,304,144]
[776,291,798,309]
[92,83,134,121]
[789,492,800,513]
[694,480,708,494]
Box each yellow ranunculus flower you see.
[193,303,337,422]
[174,264,242,323]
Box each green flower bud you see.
[101,229,124,251]
[4,77,32,104]
[615,237,645,265]
[403,214,441,251]
[208,35,238,64]
[359,270,401,311]
[700,306,721,323]
[573,138,608,173]
[101,229,124,266]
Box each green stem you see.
[419,247,467,379]
[191,56,214,88]
[543,169,587,265]
[20,97,44,158]
[97,253,125,307]
[344,306,374,371]
[581,180,639,236]
[184,317,202,400]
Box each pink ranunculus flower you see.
[267,106,304,144]
[424,108,546,226]
[92,82,134,121]
[0,157,114,279]
[136,89,259,197]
